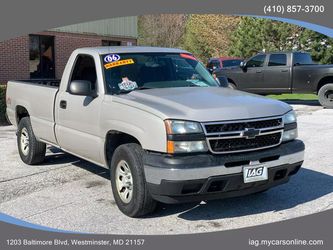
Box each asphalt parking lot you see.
[0,102,333,235]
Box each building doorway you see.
[29,35,55,79]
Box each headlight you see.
[282,110,298,142]
[283,110,297,124]
[165,120,203,134]
[165,120,208,153]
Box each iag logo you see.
[104,54,120,63]
[246,167,264,177]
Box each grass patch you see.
[267,93,318,101]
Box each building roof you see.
[50,17,138,38]
[74,46,189,55]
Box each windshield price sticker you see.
[104,59,134,69]
[118,77,138,91]
[103,54,121,63]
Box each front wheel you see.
[17,117,46,165]
[228,82,237,89]
[318,83,333,108]
[110,143,157,217]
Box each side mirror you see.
[207,67,213,73]
[240,61,246,69]
[69,80,97,97]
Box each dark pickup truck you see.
[215,51,333,108]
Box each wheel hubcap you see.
[20,128,30,156]
[325,90,333,102]
[115,160,133,203]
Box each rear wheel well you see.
[105,131,141,168]
[16,106,29,124]
[317,76,333,93]
[227,78,236,85]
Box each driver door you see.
[55,54,104,165]
[238,54,266,93]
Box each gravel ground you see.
[0,103,332,235]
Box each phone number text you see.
[264,5,325,15]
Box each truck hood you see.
[113,87,291,122]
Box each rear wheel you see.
[17,117,46,165]
[110,143,157,217]
[318,83,333,108]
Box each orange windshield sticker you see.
[104,59,134,69]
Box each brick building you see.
[0,17,137,83]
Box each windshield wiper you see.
[133,86,152,91]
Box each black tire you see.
[17,117,46,165]
[110,143,157,217]
[318,83,333,108]
[228,82,237,89]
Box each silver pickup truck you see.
[6,47,304,217]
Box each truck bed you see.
[6,79,60,144]
[14,79,61,88]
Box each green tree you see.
[229,17,333,64]
[183,14,241,62]
[298,29,333,64]
[229,17,302,58]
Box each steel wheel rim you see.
[115,160,133,204]
[20,127,30,156]
[324,90,333,102]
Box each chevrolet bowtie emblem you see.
[242,128,260,139]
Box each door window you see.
[29,35,55,79]
[268,54,287,66]
[69,55,97,91]
[293,53,313,65]
[247,55,266,68]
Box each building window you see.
[102,40,121,46]
[29,35,55,79]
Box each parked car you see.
[215,51,333,108]
[207,57,243,73]
[6,47,304,217]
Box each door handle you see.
[60,100,67,109]
[280,69,289,72]
[256,70,262,73]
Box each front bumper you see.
[143,140,304,203]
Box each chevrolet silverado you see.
[6,47,304,217]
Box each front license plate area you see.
[243,165,268,183]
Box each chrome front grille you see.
[202,117,283,154]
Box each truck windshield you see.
[101,53,219,94]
